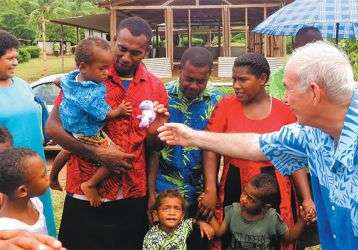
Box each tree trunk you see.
[42,16,48,76]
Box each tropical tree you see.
[27,0,71,74]
[340,39,358,81]
[25,0,102,74]
[0,0,36,41]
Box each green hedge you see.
[17,48,31,63]
[217,86,234,96]
[24,46,41,59]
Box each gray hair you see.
[286,41,355,104]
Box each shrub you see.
[17,48,31,63]
[24,46,41,58]
[217,86,234,96]
[340,40,358,81]
[71,45,76,54]
[181,36,204,47]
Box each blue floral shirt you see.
[156,80,223,205]
[259,91,358,250]
[59,70,110,136]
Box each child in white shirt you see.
[0,148,49,234]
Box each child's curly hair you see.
[233,52,271,83]
[0,148,39,198]
[75,37,111,66]
[250,173,279,207]
[0,126,12,146]
[153,189,186,212]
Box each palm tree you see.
[28,0,102,75]
[28,0,71,75]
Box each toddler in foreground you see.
[143,190,214,250]
[0,126,13,207]
[50,37,132,207]
[0,126,12,151]
[209,173,307,249]
[0,148,49,234]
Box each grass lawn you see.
[45,153,66,234]
[16,55,75,83]
[51,188,65,233]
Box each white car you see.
[30,73,66,151]
[30,73,65,112]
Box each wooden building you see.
[99,0,291,64]
[52,0,293,70]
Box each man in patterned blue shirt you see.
[158,41,358,250]
[147,47,222,248]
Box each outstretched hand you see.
[0,230,65,250]
[157,123,194,146]
[153,101,169,117]
[147,101,170,135]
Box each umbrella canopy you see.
[253,0,358,39]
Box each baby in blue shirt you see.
[49,37,131,207]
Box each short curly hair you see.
[0,30,19,57]
[0,126,12,145]
[249,173,279,207]
[233,53,270,83]
[295,26,322,40]
[75,37,111,66]
[0,148,38,197]
[180,46,214,71]
[153,189,186,212]
[118,16,152,44]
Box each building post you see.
[165,7,174,68]
[110,8,117,48]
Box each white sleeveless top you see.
[0,197,48,234]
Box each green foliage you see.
[53,42,60,52]
[217,86,234,96]
[286,36,294,54]
[231,32,246,47]
[24,46,40,58]
[46,24,82,44]
[180,36,189,47]
[211,35,221,47]
[152,36,165,48]
[0,0,103,43]
[192,37,204,46]
[17,48,31,63]
[16,55,75,82]
[0,9,36,41]
[339,39,358,81]
[180,35,204,47]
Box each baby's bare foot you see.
[81,182,102,207]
